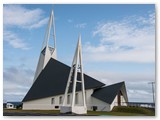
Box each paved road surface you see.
[3,112,93,116]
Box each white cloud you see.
[28,17,48,29]
[127,89,153,102]
[75,23,87,28]
[4,30,30,50]
[3,5,49,50]
[3,65,34,101]
[3,5,48,29]
[87,71,155,84]
[84,12,155,63]
[87,71,155,102]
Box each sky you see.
[3,4,155,103]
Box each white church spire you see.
[33,9,57,82]
[60,35,87,114]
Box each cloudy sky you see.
[3,4,155,103]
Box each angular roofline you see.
[91,81,128,105]
[22,58,105,102]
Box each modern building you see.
[6,102,22,109]
[22,9,128,112]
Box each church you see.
[22,9,128,112]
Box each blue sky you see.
[3,4,155,103]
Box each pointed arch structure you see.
[60,35,87,114]
[33,9,57,82]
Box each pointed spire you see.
[52,9,56,49]
[61,35,87,114]
[33,8,57,82]
[78,34,81,48]
[78,34,81,42]
[42,9,56,51]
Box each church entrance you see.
[117,91,122,106]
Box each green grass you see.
[87,106,155,116]
[87,111,145,116]
[4,106,155,116]
[111,106,155,116]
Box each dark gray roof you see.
[91,81,128,104]
[7,102,22,106]
[23,58,105,102]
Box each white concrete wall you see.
[23,93,66,110]
[110,94,127,110]
[34,52,45,82]
[121,95,127,106]
[23,89,113,111]
[91,97,111,111]
[23,88,111,111]
[85,89,93,110]
[34,46,54,82]
[23,89,127,111]
[23,89,94,110]
[51,48,57,59]
[110,95,118,110]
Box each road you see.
[3,112,92,116]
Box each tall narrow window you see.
[59,96,62,104]
[51,98,55,104]
[75,93,78,104]
[67,95,70,104]
[85,91,87,99]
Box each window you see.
[67,95,70,104]
[75,93,78,104]
[85,91,87,99]
[51,98,55,104]
[59,96,62,104]
[55,106,59,109]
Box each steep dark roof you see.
[23,58,105,102]
[91,82,128,104]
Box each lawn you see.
[3,106,155,116]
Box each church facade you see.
[22,9,128,112]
